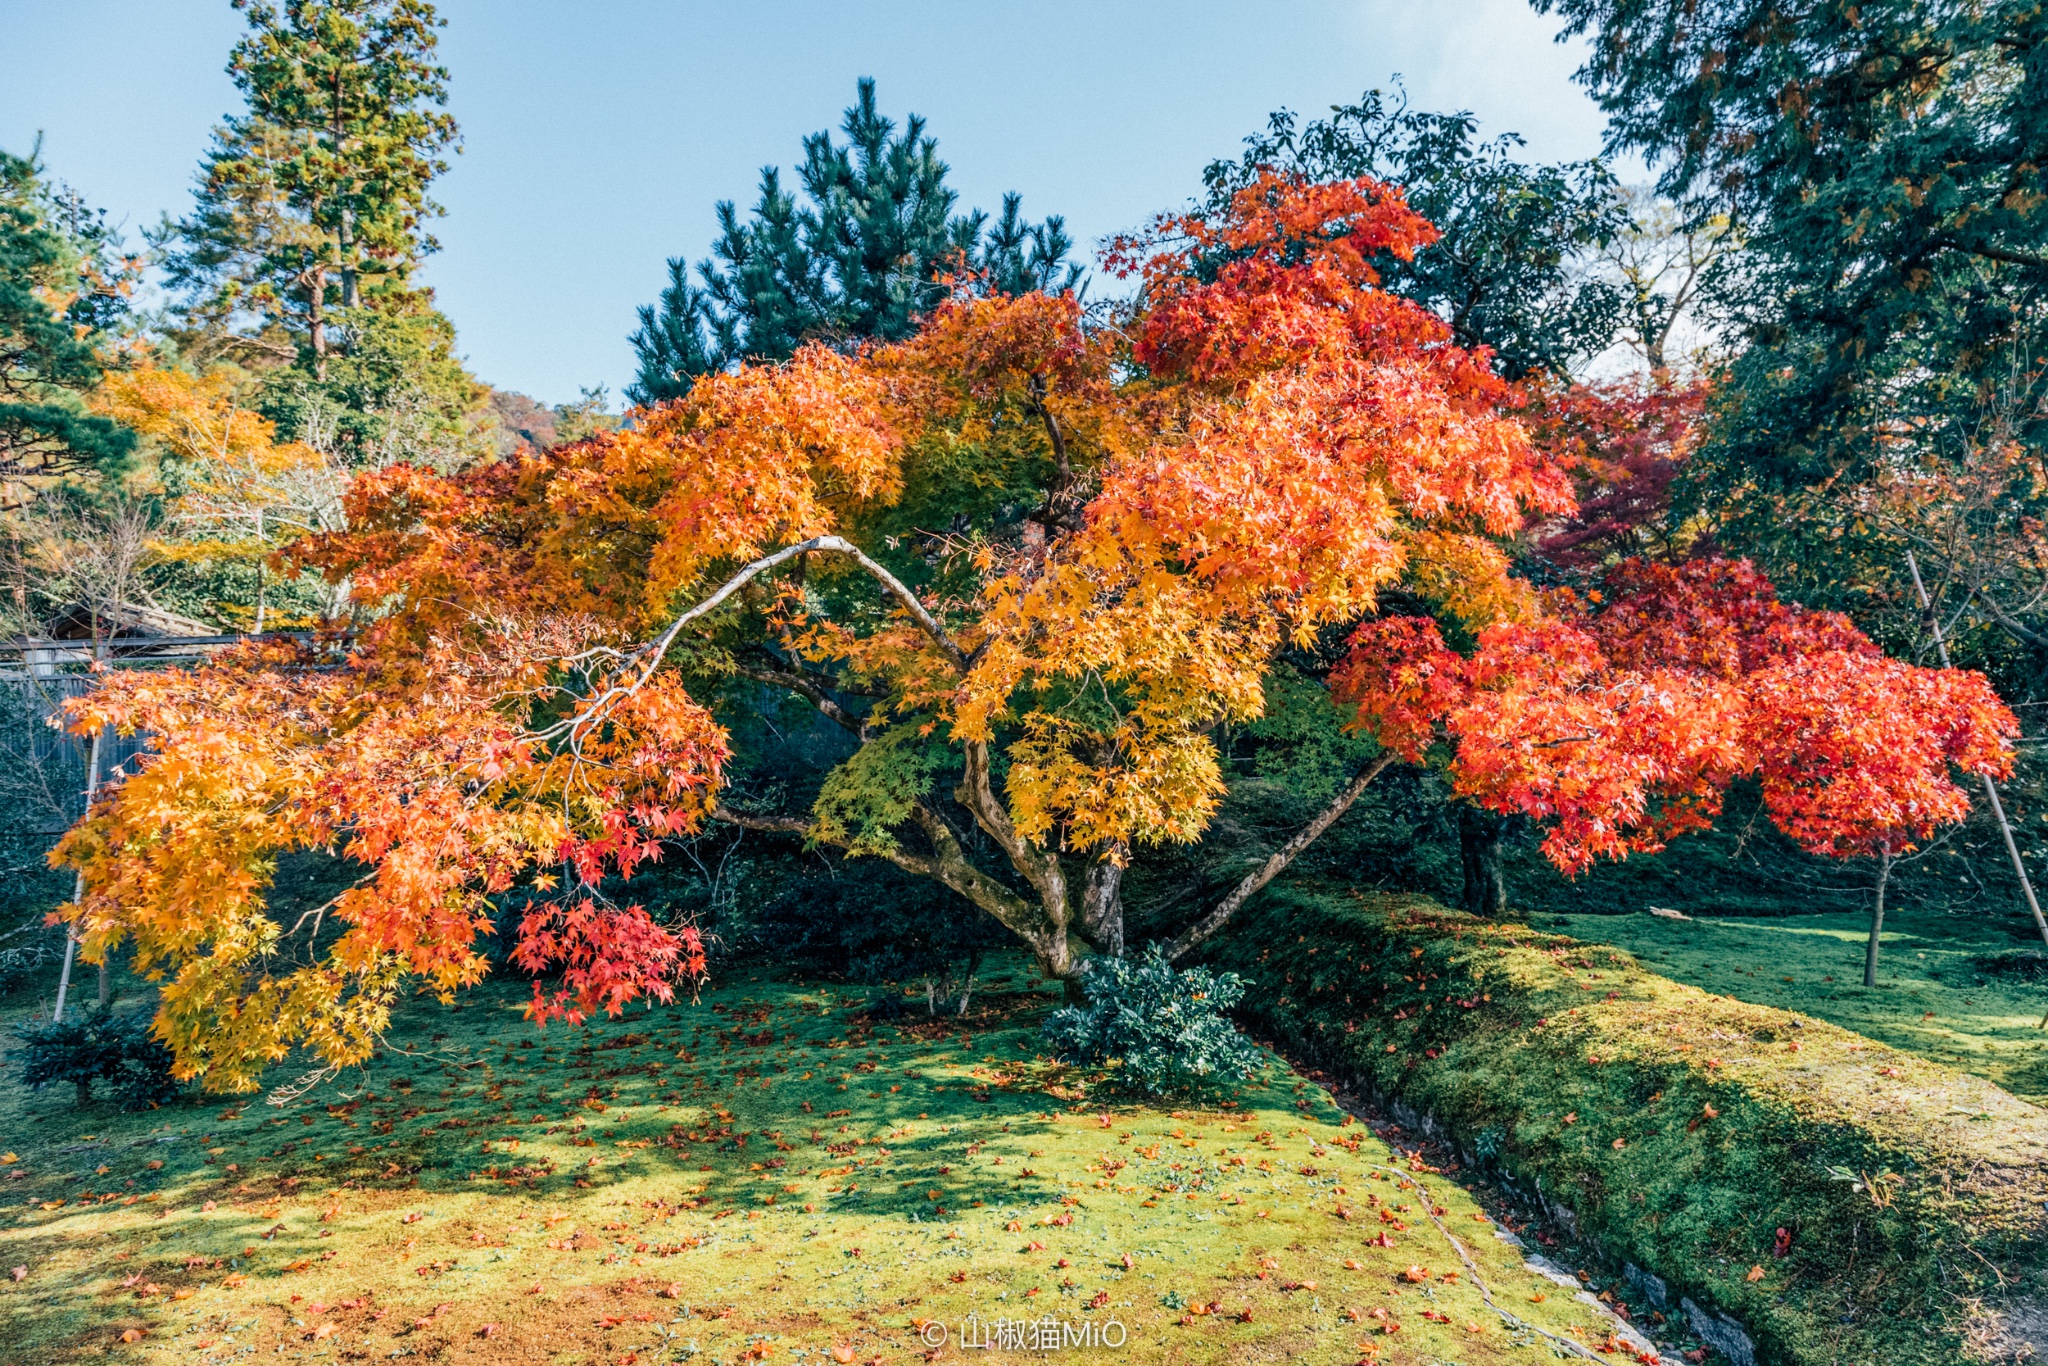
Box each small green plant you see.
[13,1005,180,1109]
[1042,948,1265,1095]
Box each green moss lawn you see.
[0,957,1627,1365]
[1550,907,2048,1104]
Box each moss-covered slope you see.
[1198,884,2048,1365]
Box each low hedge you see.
[1197,884,2048,1366]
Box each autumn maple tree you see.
[54,164,2018,1091]
[51,172,1585,1089]
[1333,557,2018,985]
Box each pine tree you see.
[628,79,1080,404]
[159,0,459,376]
[0,148,137,505]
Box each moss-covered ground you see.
[0,956,1632,1366]
[1202,885,2048,1366]
[1547,907,2048,1104]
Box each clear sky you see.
[0,1,1619,406]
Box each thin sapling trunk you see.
[1863,848,1894,989]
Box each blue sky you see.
[1,1,1619,405]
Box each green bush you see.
[1198,882,2048,1366]
[13,1005,180,1109]
[1043,948,1265,1096]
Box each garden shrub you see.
[14,1005,181,1109]
[1043,948,1264,1096]
[1198,882,2048,1366]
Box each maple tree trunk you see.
[1459,805,1511,919]
[1077,853,1126,959]
[1863,850,1893,989]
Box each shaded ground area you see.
[1548,906,2048,1104]
[0,956,1631,1365]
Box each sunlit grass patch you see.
[1,957,1609,1363]
[1551,906,2048,1102]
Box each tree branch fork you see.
[555,537,1394,979]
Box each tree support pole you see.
[1906,551,2048,1026]
[51,721,104,1023]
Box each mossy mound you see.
[1198,884,2048,1365]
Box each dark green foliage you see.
[628,834,1006,990]
[253,306,485,467]
[1204,85,1627,380]
[1537,0,2048,625]
[14,1005,180,1109]
[0,836,67,992]
[1043,949,1264,1096]
[1202,884,2048,1366]
[0,149,137,487]
[1974,949,2048,983]
[628,79,1081,403]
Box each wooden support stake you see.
[1906,551,2048,1027]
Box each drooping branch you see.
[908,805,1061,953]
[1968,587,2048,650]
[1163,752,1396,962]
[1024,374,1088,535]
[1950,238,2048,272]
[955,736,1070,922]
[730,655,872,739]
[637,534,967,683]
[537,535,966,753]
[1026,374,1071,487]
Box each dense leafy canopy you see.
[1537,0,2048,619]
[1335,558,2016,873]
[57,173,1566,1088]
[23,0,2037,1107]
[1204,86,1627,381]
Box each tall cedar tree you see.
[1534,0,2048,617]
[629,79,1080,401]
[159,0,459,376]
[0,150,136,503]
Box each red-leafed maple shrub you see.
[1332,557,2017,981]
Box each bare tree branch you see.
[537,535,966,756]
[709,800,1053,956]
[729,655,871,738]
